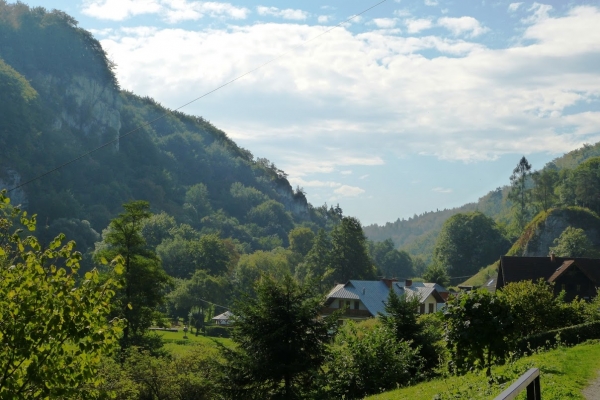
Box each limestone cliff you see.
[508,208,600,257]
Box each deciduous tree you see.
[0,192,122,398]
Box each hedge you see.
[516,320,600,354]
[205,326,232,338]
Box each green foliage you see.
[433,211,510,277]
[422,263,450,287]
[220,274,333,399]
[370,239,414,279]
[516,321,600,354]
[93,348,222,399]
[288,226,315,257]
[445,290,512,376]
[508,156,533,231]
[166,269,228,321]
[550,226,599,257]
[368,340,600,400]
[95,201,170,350]
[498,280,586,339]
[380,290,444,374]
[0,191,122,398]
[205,326,232,338]
[330,216,376,283]
[324,321,423,399]
[531,167,559,213]
[231,249,294,298]
[297,228,332,290]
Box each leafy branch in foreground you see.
[0,190,123,399]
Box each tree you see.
[166,270,229,324]
[572,157,600,213]
[95,201,170,350]
[297,228,332,290]
[497,280,585,339]
[380,290,442,372]
[433,212,510,277]
[220,274,333,399]
[445,290,512,376]
[509,156,533,231]
[330,217,376,283]
[550,226,599,258]
[531,167,558,213]
[370,239,414,279]
[324,321,422,399]
[422,263,450,287]
[288,227,315,257]
[0,192,122,397]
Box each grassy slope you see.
[368,340,600,400]
[157,330,233,356]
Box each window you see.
[561,284,566,291]
[339,300,344,309]
[354,301,359,310]
[346,301,351,308]
[428,303,434,313]
[577,285,581,292]
[419,304,425,314]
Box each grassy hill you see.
[367,340,600,400]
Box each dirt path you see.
[583,371,600,400]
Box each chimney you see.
[405,279,412,287]
[550,252,556,262]
[381,278,398,289]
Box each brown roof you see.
[498,256,600,288]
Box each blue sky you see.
[13,0,600,225]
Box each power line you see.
[7,0,388,193]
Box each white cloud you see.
[404,18,433,33]
[340,170,352,175]
[318,15,330,24]
[81,0,249,22]
[359,175,369,180]
[424,0,438,6]
[508,2,523,12]
[101,5,600,172]
[438,16,489,37]
[522,3,553,24]
[81,0,161,20]
[394,9,410,17]
[290,178,341,188]
[334,185,365,197]
[372,18,397,29]
[257,6,309,21]
[432,187,452,193]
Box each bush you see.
[205,325,232,338]
[517,321,600,354]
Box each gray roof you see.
[212,311,233,320]
[326,280,445,317]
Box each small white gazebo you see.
[212,311,233,325]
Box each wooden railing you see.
[494,368,541,400]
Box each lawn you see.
[368,340,600,399]
[152,330,234,356]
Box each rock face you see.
[0,170,28,208]
[518,208,600,256]
[34,73,122,149]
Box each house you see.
[497,255,600,301]
[321,278,447,321]
[212,311,233,325]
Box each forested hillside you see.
[0,2,339,261]
[364,141,600,262]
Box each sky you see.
[13,0,600,225]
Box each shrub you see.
[205,326,232,338]
[517,321,600,354]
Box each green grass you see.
[153,330,233,356]
[367,340,600,399]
